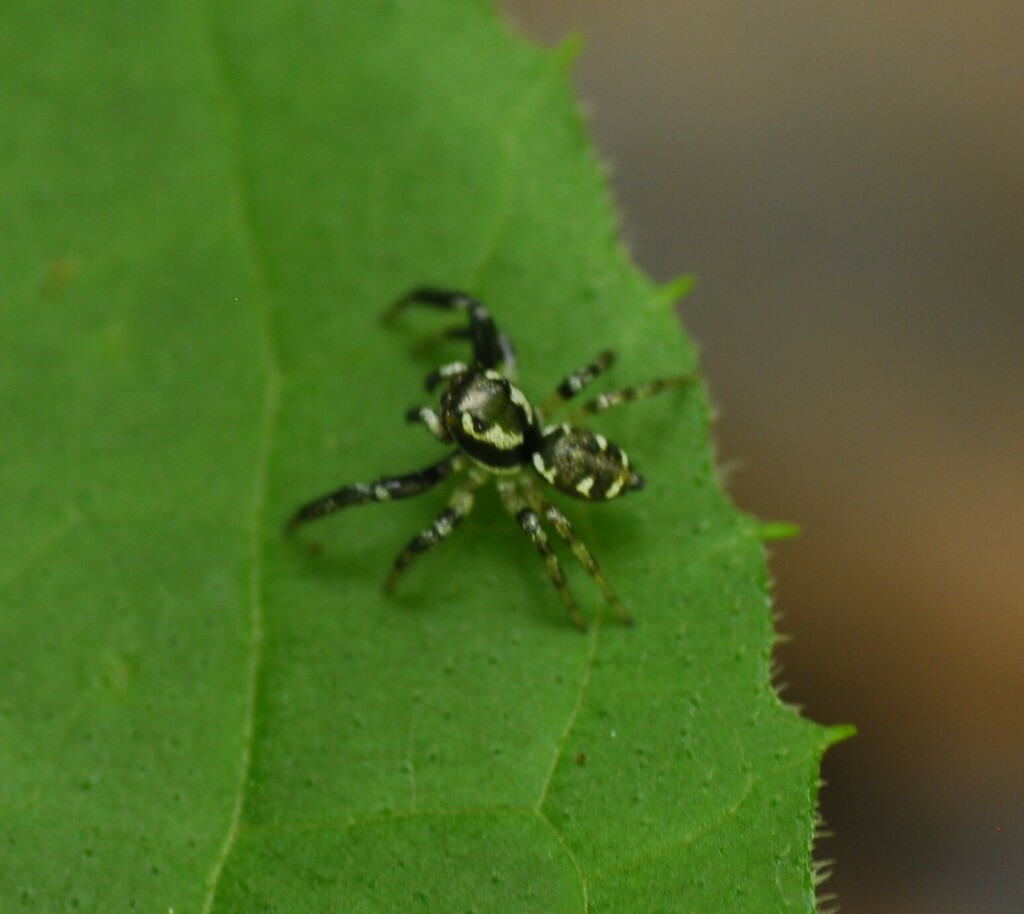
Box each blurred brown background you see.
[501,3,1023,912]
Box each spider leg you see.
[285,453,463,531]
[523,479,634,626]
[498,479,587,631]
[539,350,615,416]
[405,406,451,443]
[385,287,517,377]
[409,325,471,357]
[424,360,469,392]
[575,374,697,417]
[383,469,486,592]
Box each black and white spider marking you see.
[286,288,694,630]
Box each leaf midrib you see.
[198,8,281,909]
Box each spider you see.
[286,288,694,630]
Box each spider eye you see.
[457,411,491,439]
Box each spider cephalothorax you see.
[287,288,693,630]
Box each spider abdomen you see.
[533,424,644,501]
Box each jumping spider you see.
[286,288,694,630]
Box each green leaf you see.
[0,1,847,911]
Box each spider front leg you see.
[384,469,486,593]
[286,453,463,530]
[498,479,587,631]
[424,360,469,392]
[385,287,517,377]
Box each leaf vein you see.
[590,753,820,882]
[198,10,282,912]
[535,626,600,812]
[0,507,81,591]
[468,54,565,289]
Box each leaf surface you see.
[0,2,845,911]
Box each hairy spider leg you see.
[383,468,487,593]
[386,287,517,378]
[285,453,463,531]
[498,479,588,631]
[522,478,634,626]
[576,374,697,417]
[539,349,616,417]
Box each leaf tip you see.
[825,723,858,746]
[656,273,697,309]
[757,521,802,542]
[553,31,586,68]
